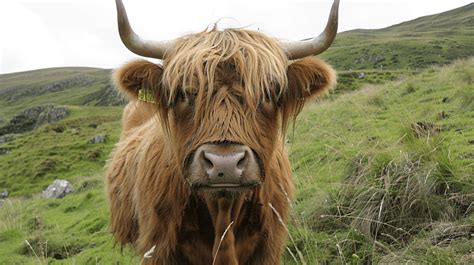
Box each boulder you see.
[0,147,9,155]
[0,190,8,199]
[42,179,74,199]
[89,134,107,144]
[35,106,68,127]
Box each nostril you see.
[202,153,214,168]
[217,172,224,177]
[237,151,248,169]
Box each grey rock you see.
[0,190,8,198]
[89,134,107,144]
[0,147,9,155]
[42,179,74,199]
[0,134,15,144]
[357,72,366,79]
[35,107,68,127]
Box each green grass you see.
[321,3,474,71]
[0,67,116,122]
[0,58,472,264]
[0,106,122,197]
[0,189,139,264]
[282,58,473,264]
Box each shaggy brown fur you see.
[106,28,335,265]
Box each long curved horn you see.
[281,0,340,59]
[115,0,174,59]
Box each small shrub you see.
[20,235,86,260]
[317,139,471,246]
[78,179,100,192]
[85,149,102,161]
[34,159,57,178]
[410,121,440,138]
[404,83,417,94]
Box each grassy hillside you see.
[0,67,125,196]
[324,3,474,94]
[322,3,474,71]
[0,58,472,264]
[284,58,473,264]
[0,67,123,123]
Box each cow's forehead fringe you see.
[162,28,288,111]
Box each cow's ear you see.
[113,60,164,101]
[285,57,336,103]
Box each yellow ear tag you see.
[138,89,156,104]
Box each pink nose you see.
[186,143,261,189]
[202,150,246,182]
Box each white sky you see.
[0,0,471,74]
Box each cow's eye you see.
[264,92,272,103]
[175,90,196,107]
[176,91,186,102]
[260,95,275,112]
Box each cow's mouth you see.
[198,180,260,190]
[191,180,260,198]
[189,178,260,191]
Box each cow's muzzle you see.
[185,143,262,191]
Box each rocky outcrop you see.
[42,179,74,199]
[0,75,95,101]
[82,83,127,106]
[0,105,69,136]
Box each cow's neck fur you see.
[111,115,293,264]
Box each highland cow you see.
[106,0,339,264]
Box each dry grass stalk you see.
[24,239,43,265]
[212,220,234,265]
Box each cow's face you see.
[161,30,287,195]
[114,29,336,196]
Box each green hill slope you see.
[285,58,473,263]
[322,3,474,71]
[0,67,123,122]
[0,68,126,197]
